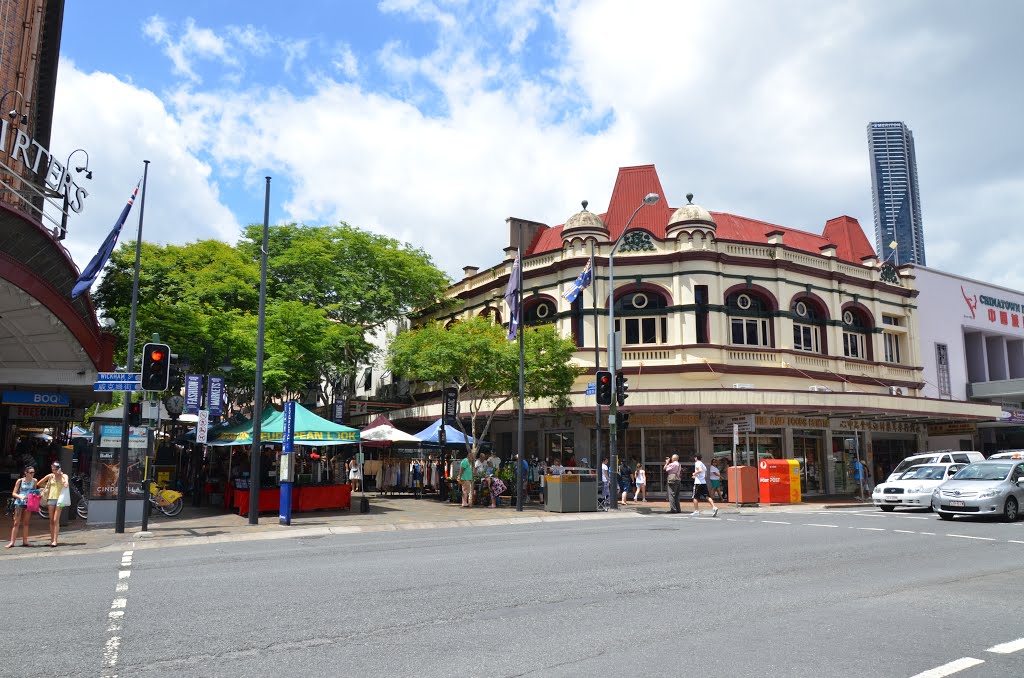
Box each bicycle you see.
[147,480,183,517]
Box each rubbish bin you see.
[757,459,801,504]
[544,474,598,512]
[727,466,759,505]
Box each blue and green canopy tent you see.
[208,403,359,446]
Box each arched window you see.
[791,296,828,354]
[613,289,670,345]
[523,297,557,327]
[726,290,774,347]
[478,307,502,325]
[841,306,873,360]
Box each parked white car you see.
[873,463,966,512]
[886,452,984,483]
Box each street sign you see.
[733,423,739,447]
[8,405,85,421]
[196,410,210,443]
[97,372,141,382]
[93,382,143,392]
[711,414,755,435]
[585,381,596,396]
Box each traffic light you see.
[127,401,142,426]
[615,372,629,406]
[616,411,630,431]
[140,342,171,391]
[595,370,612,405]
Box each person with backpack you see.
[6,465,37,548]
[618,459,632,505]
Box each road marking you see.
[893,530,917,534]
[761,520,791,525]
[1008,540,1024,545]
[946,534,995,541]
[855,527,885,531]
[919,532,936,536]
[909,657,984,678]
[804,523,838,528]
[102,550,133,677]
[986,637,1024,654]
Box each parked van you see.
[886,451,985,482]
[989,449,1024,460]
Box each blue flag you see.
[561,259,593,304]
[504,253,520,341]
[70,181,141,300]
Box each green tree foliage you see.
[90,222,447,408]
[387,316,581,457]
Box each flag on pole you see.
[504,253,521,341]
[71,181,141,300]
[561,259,593,304]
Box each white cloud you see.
[51,59,240,274]
[91,2,1024,292]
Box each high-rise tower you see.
[868,121,925,266]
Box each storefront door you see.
[793,431,824,496]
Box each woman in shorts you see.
[633,463,647,502]
[5,465,36,548]
[36,461,69,547]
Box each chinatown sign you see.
[0,121,90,214]
[962,286,1024,331]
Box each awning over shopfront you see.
[361,415,420,445]
[414,419,479,447]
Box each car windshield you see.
[952,464,1013,481]
[898,465,947,481]
[893,456,938,474]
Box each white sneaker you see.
[690,511,700,516]
[712,507,719,517]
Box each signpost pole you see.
[733,423,739,510]
[115,160,149,534]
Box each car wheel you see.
[1003,497,1019,522]
[938,511,953,521]
[879,505,895,512]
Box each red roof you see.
[527,165,876,264]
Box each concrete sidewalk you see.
[0,493,877,559]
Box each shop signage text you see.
[8,405,84,421]
[755,415,829,429]
[0,121,90,213]
[927,422,978,436]
[1,390,70,406]
[98,424,147,448]
[962,286,1024,330]
[831,419,922,434]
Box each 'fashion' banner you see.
[184,375,202,415]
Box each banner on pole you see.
[207,376,225,417]
[184,375,202,415]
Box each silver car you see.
[932,461,1024,522]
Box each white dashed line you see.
[893,530,917,534]
[855,527,885,531]
[946,534,995,541]
[804,523,839,528]
[920,532,936,536]
[102,550,134,677]
[1008,540,1024,545]
[761,520,791,525]
[909,657,984,678]
[986,637,1024,654]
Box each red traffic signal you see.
[127,401,142,426]
[596,370,612,405]
[140,342,171,391]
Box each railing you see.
[724,244,774,258]
[728,349,781,364]
[525,254,555,269]
[792,354,830,369]
[787,252,831,270]
[883,365,918,380]
[623,349,672,362]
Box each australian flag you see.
[561,259,593,304]
[71,181,140,300]
[504,253,521,341]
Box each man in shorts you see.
[690,453,718,517]
[709,459,723,500]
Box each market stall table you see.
[231,485,352,515]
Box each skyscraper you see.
[868,121,925,266]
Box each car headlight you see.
[873,486,882,494]
[932,488,941,497]
[979,488,1002,499]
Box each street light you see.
[57,149,92,240]
[0,90,27,125]
[888,239,899,266]
[606,192,659,508]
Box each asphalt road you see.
[5,507,1024,678]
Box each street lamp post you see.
[58,149,91,240]
[606,193,659,509]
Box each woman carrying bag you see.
[37,461,70,547]
[5,465,37,548]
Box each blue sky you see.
[52,1,1024,289]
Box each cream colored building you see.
[389,165,998,496]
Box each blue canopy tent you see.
[413,419,487,450]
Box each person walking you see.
[5,465,37,548]
[618,459,632,505]
[664,454,682,513]
[690,453,718,517]
[459,452,475,508]
[600,458,610,505]
[709,459,723,500]
[36,461,70,547]
[348,458,362,492]
[633,463,647,502]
